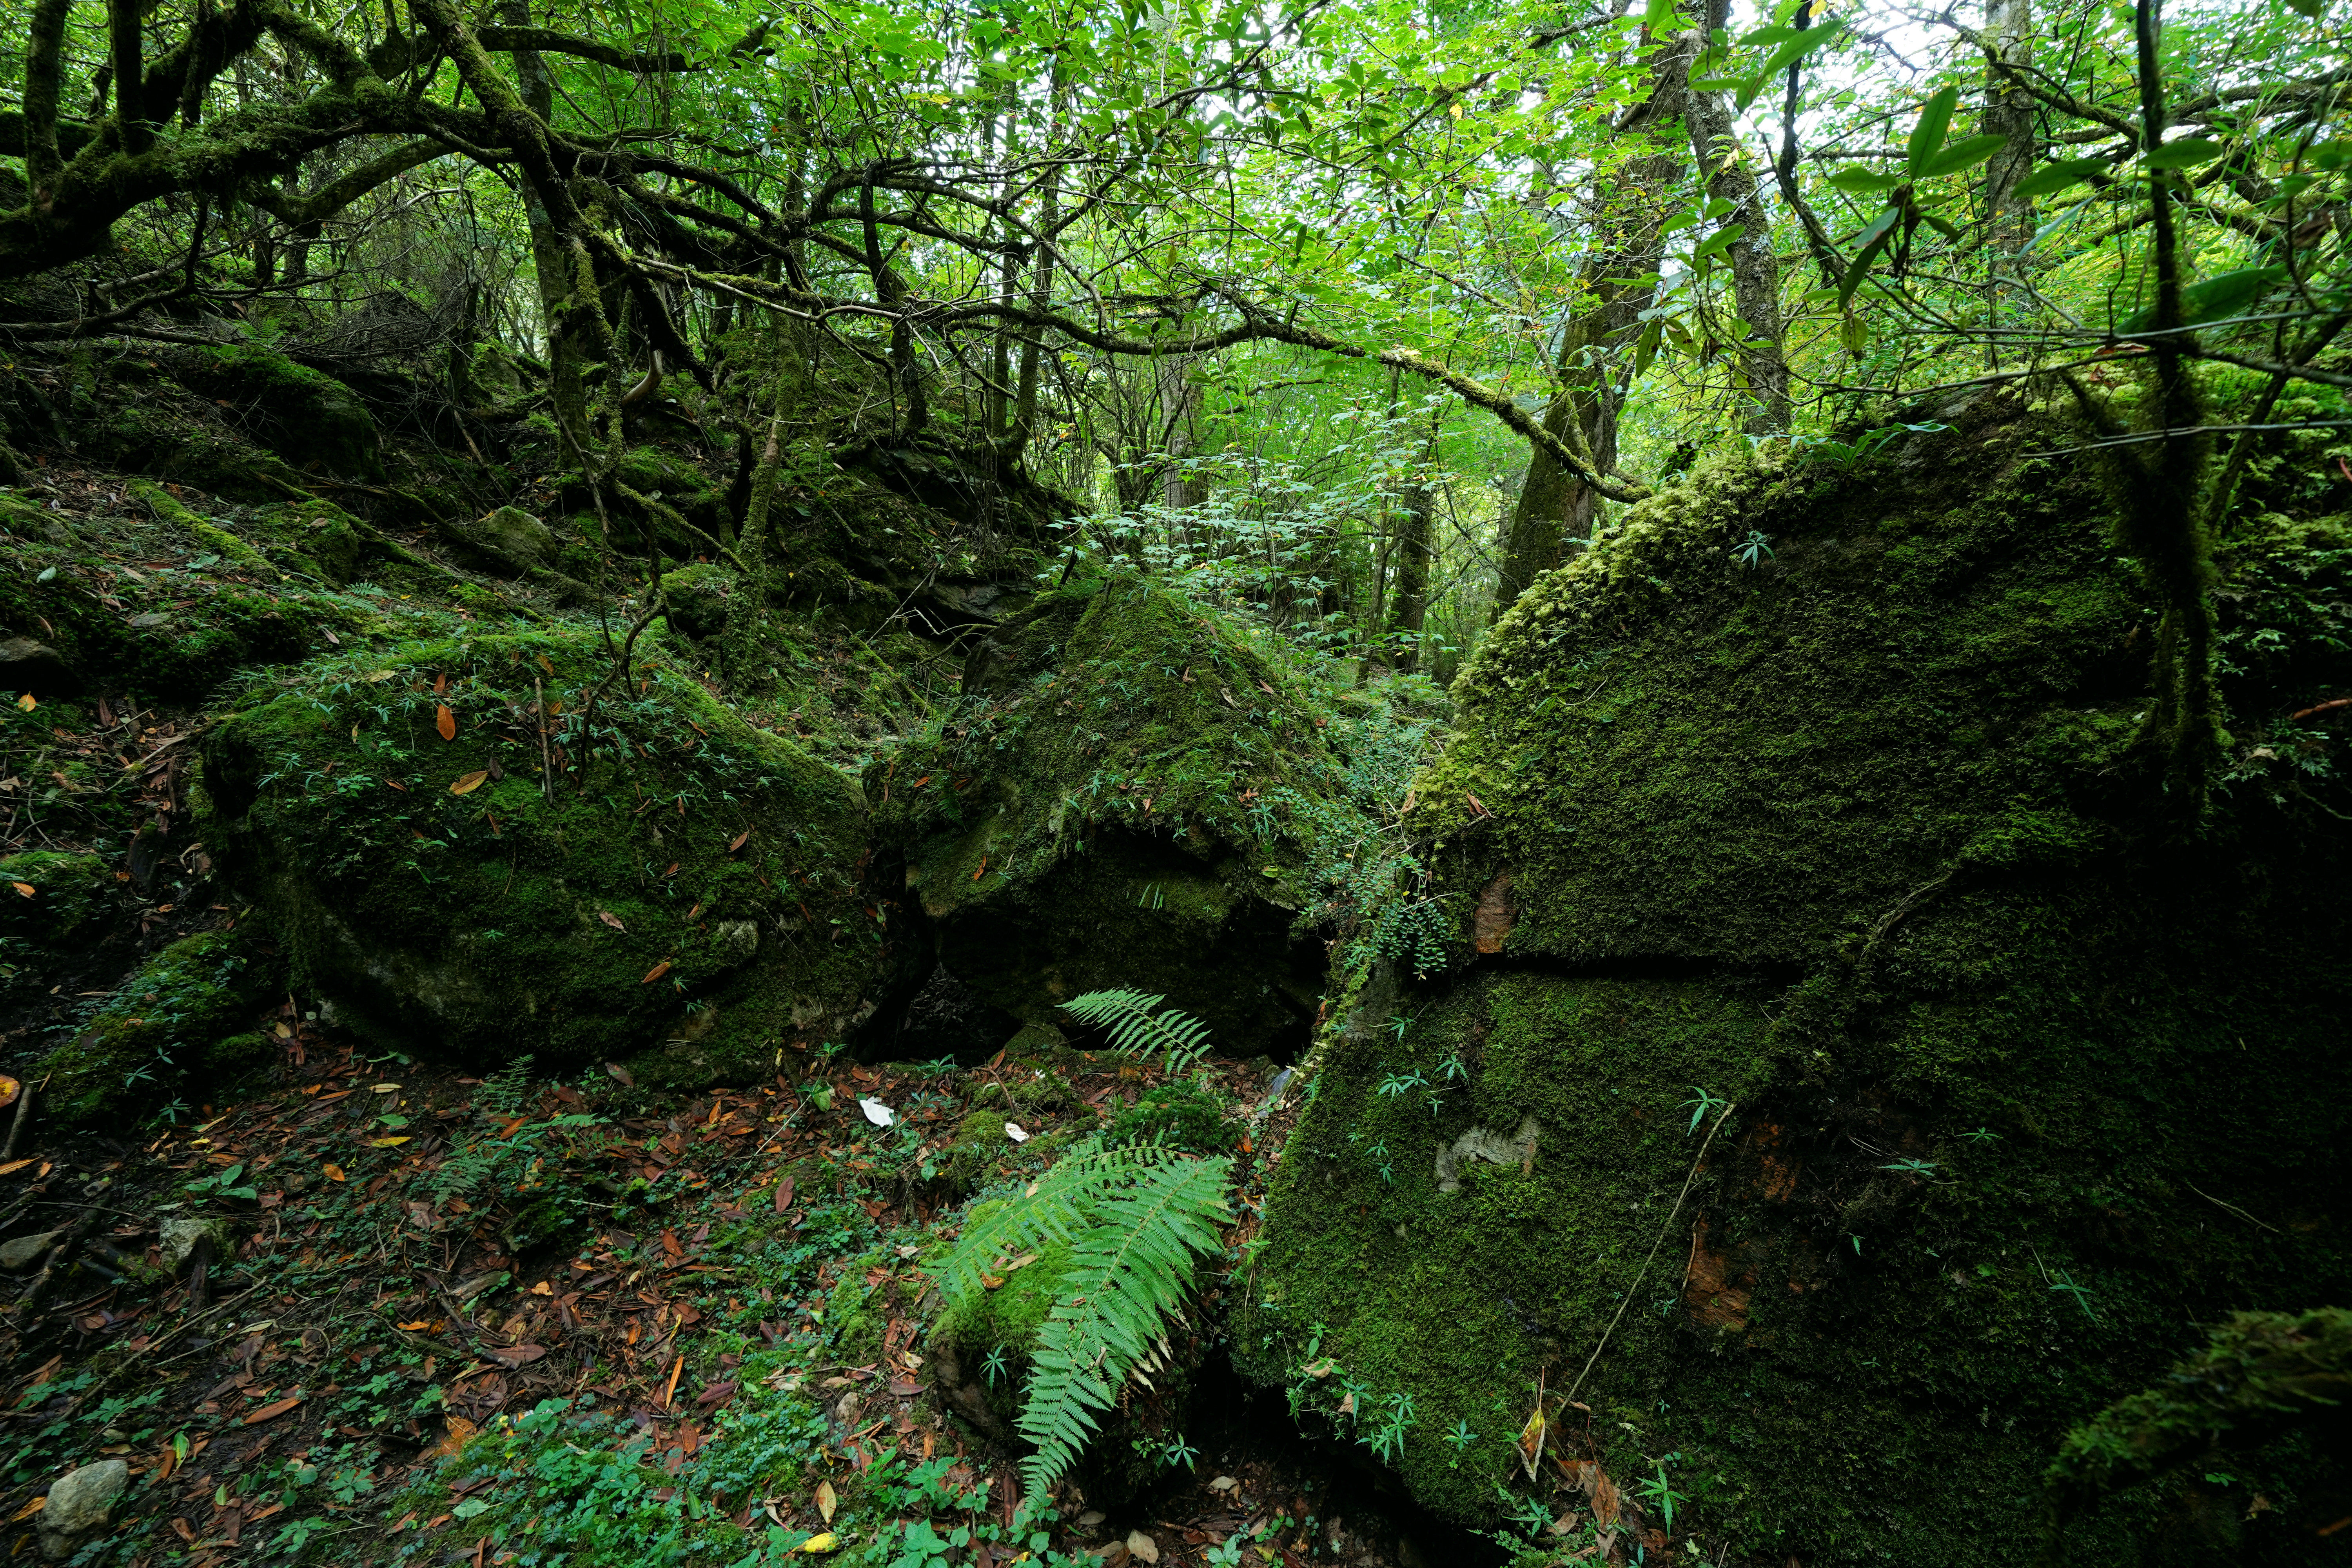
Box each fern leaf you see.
[934,1138,1179,1307]
[1062,988,1216,1074]
[1015,1154,1233,1495]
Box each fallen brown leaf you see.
[436,704,457,742]
[642,959,673,985]
[450,770,489,796]
[483,1344,547,1369]
[244,1394,301,1425]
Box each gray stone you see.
[0,1229,60,1270]
[38,1460,128,1561]
[158,1215,232,1272]
[0,638,82,698]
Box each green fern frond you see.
[1061,988,1215,1074]
[933,1138,1180,1306]
[1014,1154,1232,1495]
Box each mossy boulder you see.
[199,626,924,1087]
[1236,410,2352,1563]
[0,850,118,949]
[441,506,558,577]
[661,563,737,641]
[40,925,285,1123]
[161,343,382,481]
[870,575,1428,1059]
[249,499,375,585]
[0,546,314,702]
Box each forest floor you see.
[0,1011,1460,1568]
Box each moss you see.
[2048,1307,2352,1543]
[249,499,375,585]
[40,924,286,1124]
[871,574,1428,1057]
[1105,1076,1235,1154]
[200,626,923,1085]
[661,563,737,641]
[0,849,118,948]
[1238,404,2352,1565]
[161,343,382,481]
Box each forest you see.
[0,0,2346,1558]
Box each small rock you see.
[1125,1530,1160,1564]
[158,1216,232,1272]
[0,1230,60,1270]
[1076,1510,1107,1529]
[39,1459,129,1561]
[473,506,557,567]
[0,638,82,697]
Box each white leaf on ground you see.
[1005,1122,1030,1143]
[858,1098,894,1127]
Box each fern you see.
[937,1139,1232,1495]
[1061,988,1214,1074]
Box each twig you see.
[2183,1181,2281,1233]
[1565,1103,1736,1403]
[2,1080,33,1160]
[11,1200,105,1330]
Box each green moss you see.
[0,849,118,948]
[872,575,1430,1056]
[1105,1076,1235,1154]
[661,563,737,641]
[200,626,922,1085]
[1239,405,2352,1565]
[162,343,382,481]
[2049,1307,2352,1541]
[41,925,286,1123]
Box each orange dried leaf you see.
[427,1416,477,1460]
[728,829,751,852]
[450,770,489,796]
[9,882,32,898]
[245,1395,302,1425]
[435,704,457,741]
[642,960,673,985]
[9,1496,45,1522]
[321,1163,346,1182]
[815,1479,837,1524]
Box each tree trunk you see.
[1383,412,1442,673]
[1681,33,1789,435]
[498,0,586,443]
[1495,39,1690,616]
[1982,0,2037,365]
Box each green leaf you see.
[1693,227,1740,261]
[2280,0,2321,19]
[1838,213,1901,308]
[2012,157,2110,198]
[1743,18,1846,111]
[1688,75,1750,93]
[1826,167,1905,196]
[1919,132,2007,178]
[2145,137,2225,170]
[1906,85,1961,179]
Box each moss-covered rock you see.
[248,498,374,584]
[199,626,925,1087]
[1236,406,2352,1565]
[40,925,285,1123]
[661,563,737,641]
[0,850,118,949]
[870,575,1429,1059]
[161,343,382,482]
[442,506,558,577]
